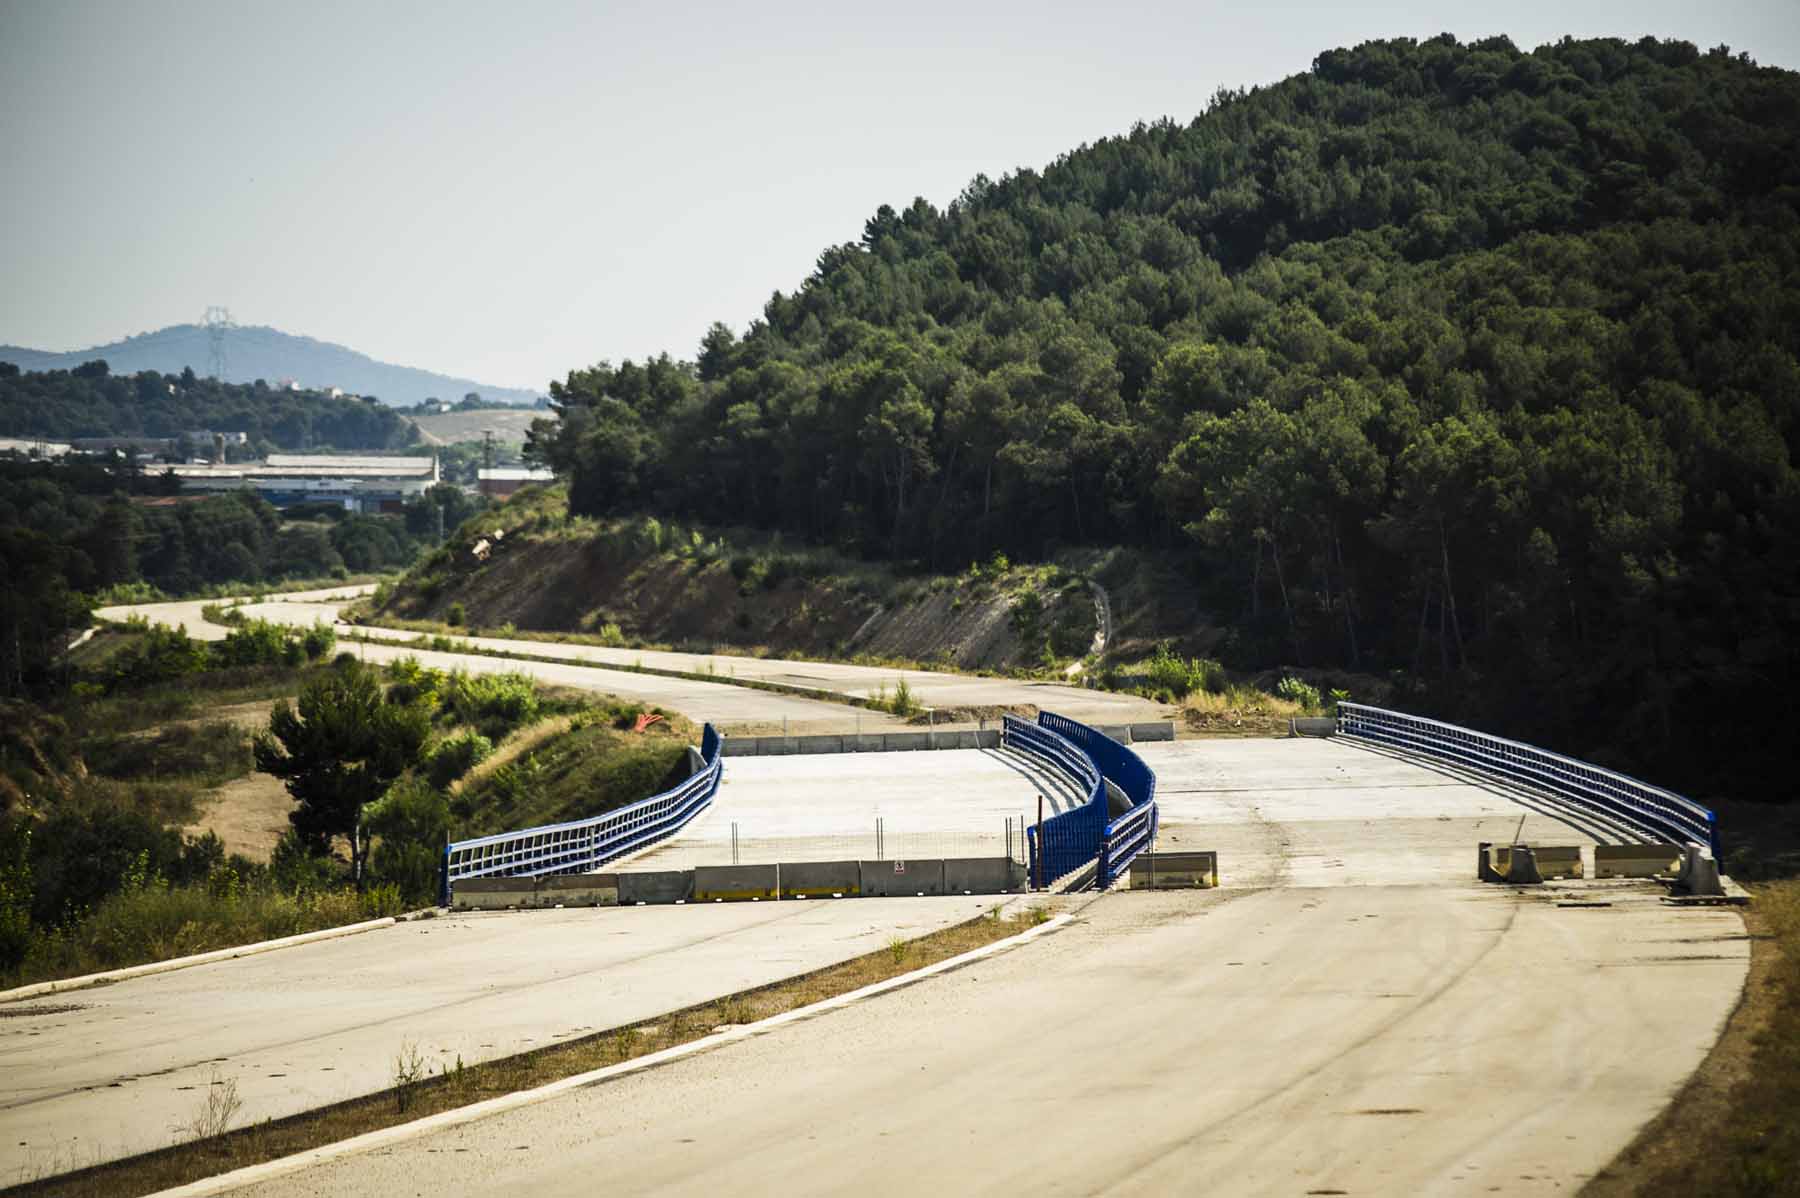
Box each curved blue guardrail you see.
[441,723,723,904]
[1336,703,1718,855]
[1006,712,1158,889]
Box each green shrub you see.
[1276,676,1323,711]
[1145,645,1226,697]
[301,622,336,660]
[214,619,296,668]
[442,671,538,738]
[425,730,493,788]
[365,778,451,905]
[446,602,466,627]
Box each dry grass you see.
[448,714,574,795]
[1181,686,1304,736]
[1583,877,1800,1197]
[9,904,1052,1198]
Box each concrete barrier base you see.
[778,860,861,899]
[1595,843,1682,879]
[859,859,946,897]
[1128,851,1218,889]
[694,864,781,902]
[539,874,619,907]
[451,877,539,910]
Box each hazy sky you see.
[3,1,1796,392]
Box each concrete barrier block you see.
[539,873,619,906]
[1594,843,1682,878]
[929,730,961,750]
[1128,851,1217,889]
[858,859,946,897]
[1478,842,1502,883]
[1098,725,1132,744]
[618,870,693,905]
[1678,845,1726,897]
[757,736,797,756]
[943,857,1025,894]
[1530,845,1583,880]
[1128,722,1175,743]
[720,737,758,757]
[798,735,844,755]
[853,734,885,753]
[883,732,931,752]
[778,860,861,899]
[974,729,1002,749]
[451,876,539,910]
[1494,844,1542,884]
[1289,717,1338,737]
[693,864,781,901]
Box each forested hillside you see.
[0,361,417,451]
[528,35,1800,797]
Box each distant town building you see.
[477,466,554,498]
[0,437,73,458]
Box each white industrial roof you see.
[478,467,554,482]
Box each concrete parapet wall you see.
[618,870,694,905]
[1290,717,1338,737]
[1128,722,1175,742]
[1129,851,1218,889]
[1594,843,1682,879]
[693,864,781,901]
[779,860,862,898]
[1099,725,1132,744]
[859,859,946,897]
[942,857,1026,894]
[723,729,1003,756]
[539,874,618,907]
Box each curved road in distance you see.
[98,587,1169,733]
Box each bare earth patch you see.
[182,773,292,862]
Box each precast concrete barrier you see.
[884,732,932,752]
[799,736,844,755]
[854,734,887,753]
[1289,717,1337,737]
[779,860,862,898]
[1531,845,1584,879]
[1594,843,1682,878]
[1678,844,1726,897]
[619,870,694,905]
[943,857,1027,894]
[539,873,619,906]
[1488,844,1543,884]
[1099,725,1133,744]
[722,730,1002,756]
[1129,722,1175,742]
[859,859,947,897]
[693,864,781,901]
[452,877,540,911]
[1128,851,1218,889]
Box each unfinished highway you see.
[34,588,1748,1196]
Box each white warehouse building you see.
[170,454,441,513]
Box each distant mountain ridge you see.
[0,323,543,407]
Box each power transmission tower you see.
[482,428,496,471]
[203,306,233,380]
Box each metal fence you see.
[442,724,723,903]
[1008,712,1159,889]
[1336,703,1718,855]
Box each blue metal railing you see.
[1336,704,1718,855]
[1008,712,1159,889]
[441,723,723,904]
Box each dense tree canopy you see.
[0,362,417,451]
[529,35,1800,797]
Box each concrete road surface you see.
[1143,737,1630,887]
[1,897,998,1172]
[98,588,1169,730]
[98,588,902,732]
[624,747,1084,869]
[227,884,1748,1198]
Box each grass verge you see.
[6,904,1055,1197]
[1582,877,1799,1197]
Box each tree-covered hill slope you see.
[528,34,1799,801]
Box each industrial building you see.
[169,454,441,512]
